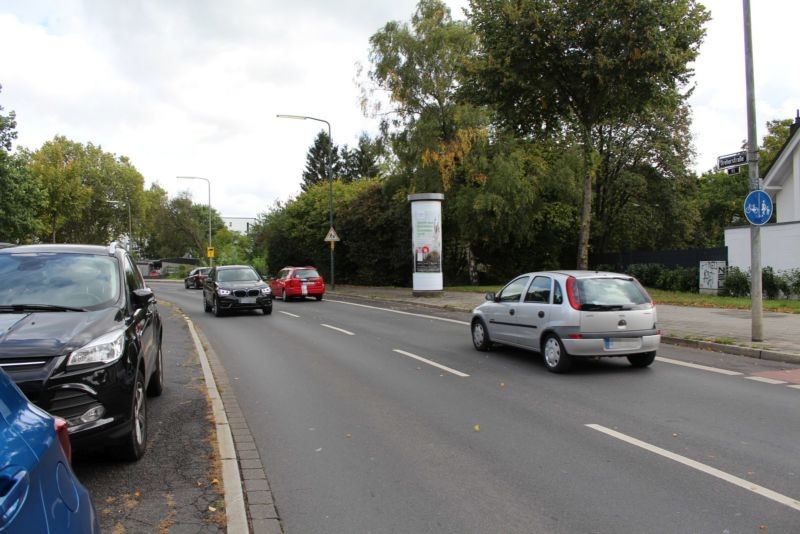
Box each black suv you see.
[0,243,163,460]
[203,264,273,316]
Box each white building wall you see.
[724,222,800,271]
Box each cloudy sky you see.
[1,1,798,219]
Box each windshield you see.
[0,253,120,309]
[217,267,260,283]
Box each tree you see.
[759,117,794,173]
[0,88,45,243]
[340,133,384,182]
[301,131,341,192]
[30,136,91,242]
[468,0,710,268]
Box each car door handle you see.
[509,309,515,316]
[0,467,29,526]
[538,311,545,318]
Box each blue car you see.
[0,368,99,533]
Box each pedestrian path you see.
[328,286,800,364]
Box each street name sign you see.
[743,190,773,226]
[718,151,747,169]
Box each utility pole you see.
[743,0,763,341]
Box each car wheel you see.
[315,295,323,301]
[184,280,190,289]
[262,305,272,315]
[213,297,223,317]
[542,334,572,373]
[203,294,212,312]
[627,351,656,368]
[116,369,147,461]
[471,318,492,351]
[147,343,164,397]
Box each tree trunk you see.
[576,128,593,270]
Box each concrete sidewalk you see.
[327,285,800,365]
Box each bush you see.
[656,265,699,292]
[626,264,665,287]
[762,266,790,299]
[722,267,750,297]
[785,268,800,298]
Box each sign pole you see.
[743,0,763,341]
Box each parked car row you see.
[471,270,661,373]
[0,242,166,531]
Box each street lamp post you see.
[106,199,132,252]
[277,114,335,289]
[177,176,213,267]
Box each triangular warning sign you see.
[324,227,340,242]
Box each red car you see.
[270,266,326,301]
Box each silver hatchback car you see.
[471,270,660,373]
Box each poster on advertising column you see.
[408,193,444,293]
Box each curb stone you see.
[183,315,283,534]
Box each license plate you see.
[604,338,640,349]
[240,297,256,304]
[301,285,308,295]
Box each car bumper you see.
[217,295,273,310]
[285,287,325,297]
[562,334,661,357]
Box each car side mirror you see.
[132,287,155,309]
[485,292,497,302]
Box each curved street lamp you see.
[177,176,213,267]
[277,114,335,289]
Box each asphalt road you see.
[152,281,800,534]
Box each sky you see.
[1,1,798,219]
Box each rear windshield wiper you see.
[0,304,87,313]
[580,304,628,311]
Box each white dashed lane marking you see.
[392,349,470,378]
[586,424,800,512]
[321,324,355,336]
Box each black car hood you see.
[0,308,122,359]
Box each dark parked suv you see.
[203,264,272,316]
[0,243,163,460]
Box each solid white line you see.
[321,324,355,336]
[327,299,470,326]
[655,357,743,375]
[183,317,248,533]
[392,349,470,377]
[586,424,800,512]
[279,311,300,318]
[745,376,788,385]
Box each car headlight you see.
[218,288,231,296]
[261,287,271,295]
[67,330,125,368]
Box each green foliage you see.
[468,0,710,268]
[722,267,750,297]
[302,131,341,192]
[694,170,750,246]
[762,267,790,300]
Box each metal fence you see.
[591,247,728,271]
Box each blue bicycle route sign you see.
[743,190,773,225]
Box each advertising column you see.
[408,193,444,295]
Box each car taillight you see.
[567,333,583,339]
[55,417,72,463]
[565,277,581,310]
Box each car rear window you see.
[294,269,320,279]
[0,252,120,309]
[576,277,650,309]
